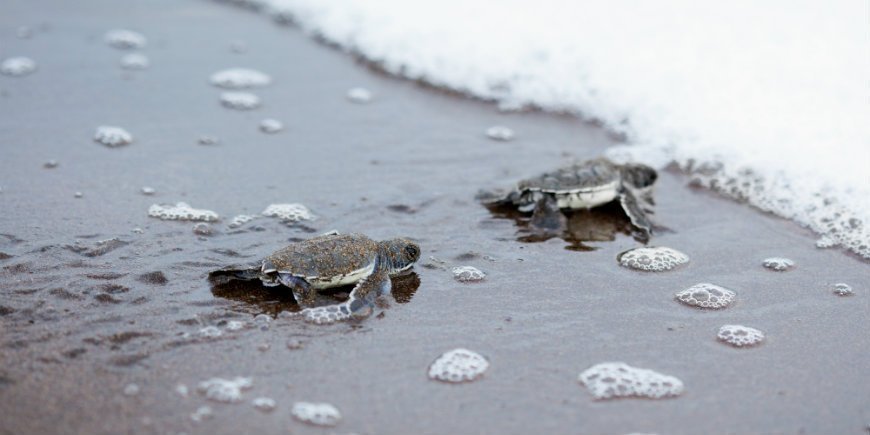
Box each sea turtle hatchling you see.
[477,158,658,236]
[210,233,420,322]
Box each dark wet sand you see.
[1,1,868,434]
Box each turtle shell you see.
[263,233,379,288]
[517,158,621,209]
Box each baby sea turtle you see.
[478,158,658,235]
[210,233,420,319]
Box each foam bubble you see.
[485,125,514,141]
[300,303,351,325]
[262,203,314,223]
[220,92,261,110]
[717,324,764,347]
[120,53,149,70]
[428,348,489,383]
[762,257,794,271]
[210,68,272,88]
[228,214,257,229]
[141,186,155,195]
[198,326,222,338]
[831,283,853,297]
[94,126,133,147]
[346,87,372,103]
[225,320,246,331]
[198,135,219,145]
[74,191,84,198]
[452,266,486,282]
[123,383,140,396]
[193,223,213,236]
[1,57,37,77]
[675,283,735,309]
[618,246,689,272]
[148,202,219,222]
[197,377,253,403]
[252,397,276,412]
[259,118,283,134]
[105,29,146,49]
[190,405,213,422]
[175,384,189,397]
[291,402,342,427]
[578,362,683,400]
[254,313,271,330]
[44,160,59,169]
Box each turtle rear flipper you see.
[619,189,653,237]
[347,267,391,319]
[278,273,316,305]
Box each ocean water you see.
[219,0,870,259]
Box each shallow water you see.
[0,1,868,434]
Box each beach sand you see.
[0,1,868,434]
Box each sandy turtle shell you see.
[262,233,379,289]
[516,159,622,209]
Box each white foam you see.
[762,257,794,272]
[717,324,765,347]
[578,362,683,400]
[220,91,261,110]
[105,29,146,49]
[94,126,133,147]
[175,384,189,397]
[141,186,155,195]
[291,402,342,426]
[452,266,486,283]
[831,283,853,297]
[228,214,257,228]
[190,405,213,422]
[123,383,140,396]
[239,0,870,259]
[0,57,37,77]
[262,203,314,223]
[120,53,149,70]
[346,87,372,103]
[198,325,223,338]
[300,303,351,325]
[193,222,213,235]
[259,118,283,133]
[618,247,689,272]
[675,283,735,309]
[148,202,219,222]
[197,377,253,403]
[428,348,489,383]
[225,320,246,331]
[210,68,272,88]
[252,397,276,412]
[485,126,514,142]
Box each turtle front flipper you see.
[278,273,316,306]
[529,195,567,233]
[619,189,653,237]
[346,267,391,320]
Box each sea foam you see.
[224,0,870,259]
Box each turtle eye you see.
[404,245,419,260]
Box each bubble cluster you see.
[197,377,253,403]
[210,68,272,89]
[123,383,140,396]
[198,326,222,338]
[148,202,219,222]
[675,283,735,309]
[252,397,276,412]
[259,118,283,134]
[94,126,133,147]
[104,29,147,49]
[190,406,213,422]
[762,257,794,271]
[301,303,351,325]
[831,283,853,296]
[220,92,261,110]
[120,53,149,70]
[485,125,515,141]
[428,348,489,383]
[227,214,257,229]
[618,247,689,272]
[291,402,342,427]
[578,362,684,400]
[1,57,37,77]
[262,203,314,223]
[225,320,245,331]
[717,324,765,347]
[452,266,486,283]
[346,87,372,103]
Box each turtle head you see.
[377,238,421,274]
[621,163,658,191]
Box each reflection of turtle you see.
[478,158,658,236]
[210,233,420,321]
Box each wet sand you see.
[1,1,868,434]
